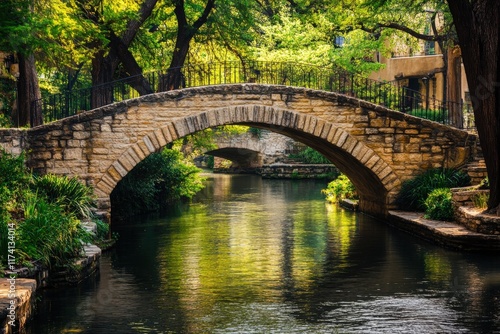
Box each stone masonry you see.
[0,84,477,216]
[205,130,299,168]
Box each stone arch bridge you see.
[199,130,298,169]
[0,84,477,217]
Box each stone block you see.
[63,148,82,160]
[92,148,109,155]
[365,128,379,135]
[431,146,442,153]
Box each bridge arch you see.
[97,105,399,215]
[204,147,263,169]
[21,84,475,218]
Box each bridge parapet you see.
[36,61,474,130]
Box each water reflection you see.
[27,174,500,333]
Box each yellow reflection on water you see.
[325,204,358,269]
[423,252,452,283]
[155,176,359,329]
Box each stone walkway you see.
[389,211,500,251]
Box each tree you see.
[158,0,215,91]
[447,0,500,214]
[75,0,158,108]
[0,0,42,127]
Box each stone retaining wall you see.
[0,279,36,334]
[452,188,500,235]
[259,164,339,179]
[0,129,26,155]
[0,244,101,333]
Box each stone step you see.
[466,162,488,185]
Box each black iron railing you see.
[33,61,475,130]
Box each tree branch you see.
[122,0,160,46]
[361,22,445,42]
[193,0,216,31]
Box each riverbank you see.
[0,244,101,334]
[387,210,500,252]
[213,164,339,180]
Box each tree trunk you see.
[90,50,118,109]
[158,0,215,92]
[447,0,500,213]
[158,32,190,91]
[83,0,159,108]
[14,53,42,127]
[109,32,154,96]
[447,46,463,128]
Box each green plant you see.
[0,150,98,270]
[0,149,29,266]
[111,147,205,218]
[289,146,332,164]
[206,155,215,169]
[0,149,29,189]
[424,188,454,221]
[407,108,448,123]
[0,113,12,128]
[248,127,263,138]
[471,192,489,209]
[16,192,92,268]
[94,219,110,240]
[396,168,470,211]
[479,177,489,189]
[32,174,95,219]
[322,174,357,203]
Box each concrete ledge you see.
[0,244,101,333]
[0,279,36,334]
[340,199,359,211]
[388,211,500,252]
[259,164,339,179]
[49,245,101,286]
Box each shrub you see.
[479,177,489,189]
[248,127,262,138]
[33,174,95,219]
[396,168,470,211]
[408,108,448,123]
[0,150,98,270]
[424,188,454,221]
[322,174,357,203]
[0,149,29,190]
[111,148,205,218]
[94,219,110,240]
[16,192,92,268]
[289,146,332,164]
[0,149,29,266]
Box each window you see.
[334,36,345,48]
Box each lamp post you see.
[422,76,429,109]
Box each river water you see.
[27,173,500,333]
